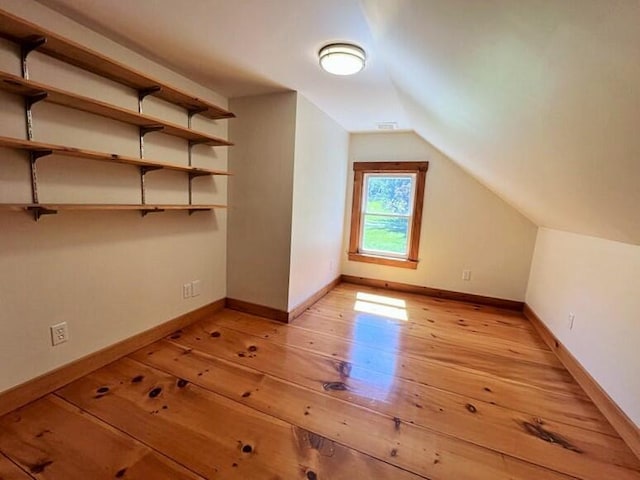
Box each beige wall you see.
[526,228,640,426]
[227,92,297,311]
[228,92,349,312]
[0,0,229,393]
[288,95,348,310]
[342,132,537,301]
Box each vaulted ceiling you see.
[39,0,640,245]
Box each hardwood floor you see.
[1,283,638,479]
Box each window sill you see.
[348,252,418,269]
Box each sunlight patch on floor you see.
[355,291,407,308]
[354,291,408,321]
[348,292,407,399]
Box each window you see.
[348,161,428,269]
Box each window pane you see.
[362,214,409,255]
[365,176,413,215]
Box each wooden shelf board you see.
[0,135,230,176]
[0,72,233,146]
[0,204,226,211]
[0,8,234,120]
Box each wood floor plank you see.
[154,324,615,437]
[292,310,557,365]
[309,293,550,348]
[57,358,426,480]
[192,314,613,433]
[0,453,32,480]
[209,309,586,397]
[130,339,636,480]
[335,284,533,325]
[138,328,637,478]
[0,395,204,480]
[302,288,551,355]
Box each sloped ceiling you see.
[37,0,640,244]
[361,0,640,244]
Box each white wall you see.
[526,228,640,426]
[342,132,537,301]
[227,92,297,311]
[228,92,349,312]
[0,0,229,393]
[288,95,348,310]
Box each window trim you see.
[348,161,428,269]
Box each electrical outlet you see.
[568,312,575,330]
[183,283,192,299]
[462,270,472,281]
[50,322,69,346]
[192,280,202,297]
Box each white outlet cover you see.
[50,322,69,346]
[192,280,202,297]
[183,283,192,299]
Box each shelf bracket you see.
[139,165,163,205]
[141,208,165,217]
[137,86,162,113]
[188,171,210,179]
[27,206,57,222]
[188,208,211,216]
[187,139,210,167]
[187,107,208,129]
[138,125,165,158]
[20,36,47,79]
[140,166,163,174]
[140,125,165,137]
[28,150,52,204]
[25,92,48,141]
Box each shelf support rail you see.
[28,149,52,205]
[187,140,210,204]
[25,92,48,141]
[139,165,162,205]
[187,170,210,206]
[186,109,209,168]
[187,139,209,166]
[20,36,47,79]
[26,149,54,222]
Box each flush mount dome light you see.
[319,43,366,76]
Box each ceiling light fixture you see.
[318,43,366,76]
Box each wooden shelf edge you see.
[0,8,234,120]
[0,72,233,146]
[0,135,230,176]
[0,204,227,211]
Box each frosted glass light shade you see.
[319,43,366,76]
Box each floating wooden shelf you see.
[0,203,225,220]
[0,204,226,211]
[0,8,234,120]
[0,72,232,146]
[0,135,230,176]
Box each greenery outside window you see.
[348,161,428,269]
